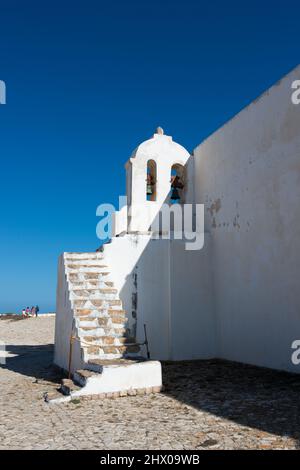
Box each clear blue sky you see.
[0,0,299,312]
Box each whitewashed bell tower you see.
[112,127,191,236]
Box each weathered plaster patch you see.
[233,215,241,230]
[207,198,222,217]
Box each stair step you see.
[70,281,114,289]
[81,335,137,346]
[87,357,144,367]
[66,267,110,274]
[87,354,125,361]
[85,357,147,372]
[64,252,104,260]
[97,316,127,327]
[70,288,117,295]
[66,264,108,269]
[70,291,118,302]
[79,324,126,330]
[72,296,118,304]
[84,344,141,355]
[78,314,126,324]
[79,326,127,336]
[77,308,126,315]
[60,378,81,396]
[81,335,135,346]
[64,362,163,400]
[68,272,110,281]
[78,316,127,328]
[77,308,126,317]
[74,369,95,380]
[78,319,126,329]
[74,299,122,308]
[65,259,107,267]
[104,312,125,320]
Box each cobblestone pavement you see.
[0,317,300,450]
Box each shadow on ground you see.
[161,359,300,445]
[2,343,300,444]
[1,344,64,384]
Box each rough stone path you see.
[0,317,299,450]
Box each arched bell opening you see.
[170,163,185,204]
[146,159,157,201]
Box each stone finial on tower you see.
[155,126,164,135]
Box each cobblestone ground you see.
[0,317,299,450]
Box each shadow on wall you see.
[109,159,207,359]
[161,359,300,445]
[108,159,213,360]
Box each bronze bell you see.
[171,187,180,200]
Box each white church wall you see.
[169,237,216,360]
[193,65,300,373]
[104,234,215,361]
[133,238,171,360]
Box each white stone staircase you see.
[64,252,140,363]
[53,251,162,402]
